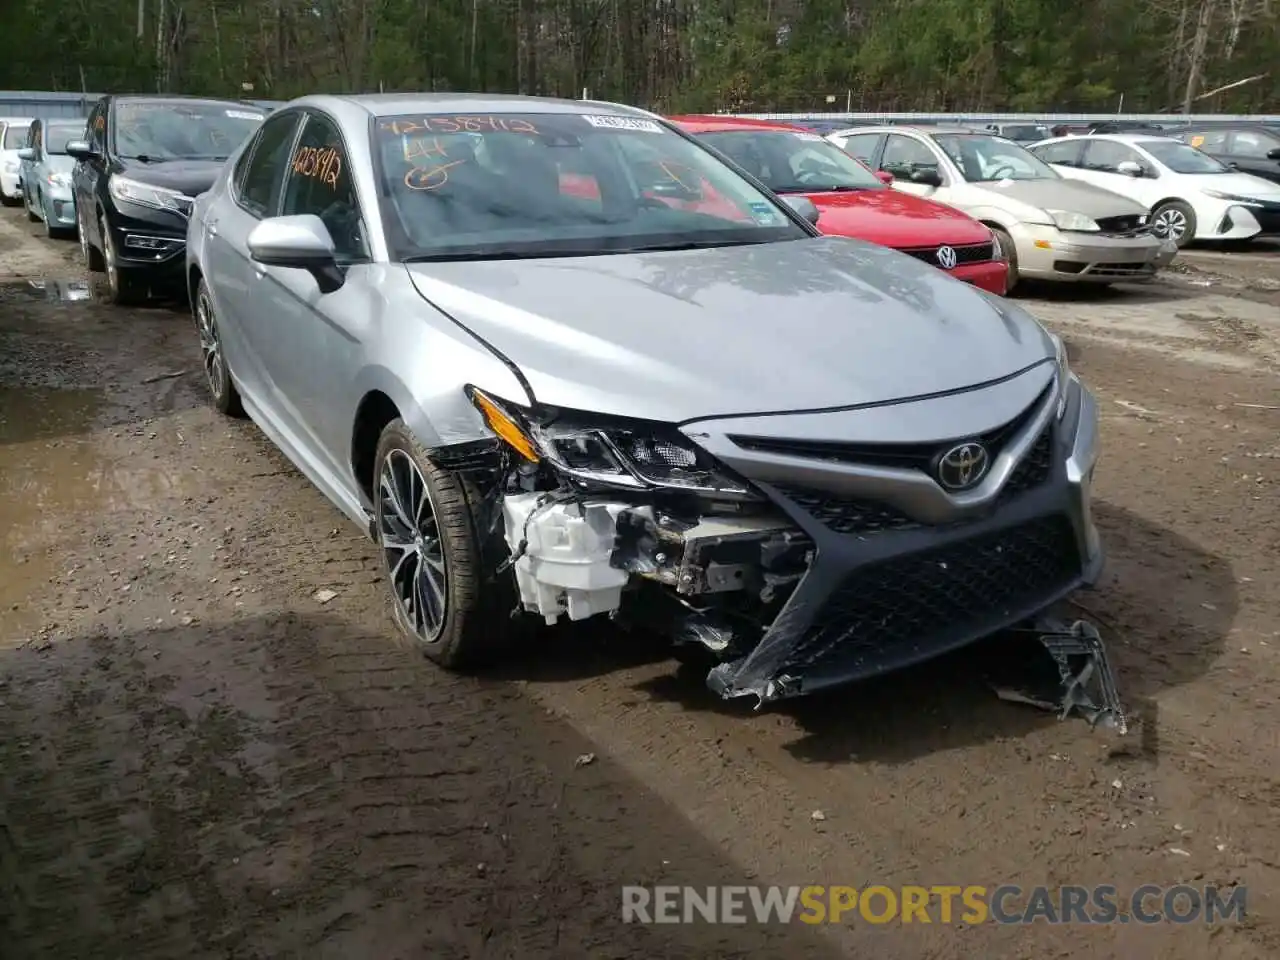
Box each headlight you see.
[1202,189,1263,206]
[1045,209,1099,232]
[108,175,188,213]
[46,172,70,188]
[989,230,1004,260]
[468,387,758,499]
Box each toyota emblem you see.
[935,245,958,269]
[935,441,990,491]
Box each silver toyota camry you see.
[185,93,1103,705]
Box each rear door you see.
[1070,139,1159,206]
[878,133,944,199]
[203,109,304,410]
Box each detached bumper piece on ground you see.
[479,346,1103,707]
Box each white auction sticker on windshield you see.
[793,132,825,141]
[582,115,663,133]
[226,110,264,122]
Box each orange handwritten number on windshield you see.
[405,161,466,191]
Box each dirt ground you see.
[1,207,1278,960]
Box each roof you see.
[314,92,653,119]
[667,114,809,133]
[832,124,976,136]
[111,94,267,109]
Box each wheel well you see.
[351,391,401,503]
[187,264,203,314]
[1151,197,1188,212]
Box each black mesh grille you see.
[1001,428,1054,499]
[899,241,995,266]
[774,485,919,535]
[782,514,1082,675]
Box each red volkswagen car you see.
[669,116,1010,295]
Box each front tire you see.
[193,279,245,418]
[990,226,1018,293]
[100,214,142,305]
[1151,200,1196,248]
[373,420,511,669]
[79,206,104,271]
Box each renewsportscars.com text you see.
[621,884,1247,925]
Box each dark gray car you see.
[185,93,1103,704]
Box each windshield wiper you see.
[776,185,865,194]
[612,238,774,253]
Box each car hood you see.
[1180,171,1280,199]
[801,188,993,248]
[405,236,1055,423]
[114,158,225,197]
[971,176,1147,217]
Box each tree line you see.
[2,0,1278,114]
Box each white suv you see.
[1,117,34,205]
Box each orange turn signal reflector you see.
[471,391,541,463]
[1034,239,1052,249]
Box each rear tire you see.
[193,279,245,418]
[373,419,516,669]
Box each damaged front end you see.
[467,387,812,662]
[463,361,1103,708]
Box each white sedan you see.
[1028,133,1280,246]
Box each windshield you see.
[1138,139,1230,174]
[45,124,84,155]
[933,134,1060,182]
[373,112,810,262]
[3,124,30,149]
[694,129,884,193]
[112,100,265,161]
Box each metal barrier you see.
[0,90,283,120]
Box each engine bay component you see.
[502,493,629,624]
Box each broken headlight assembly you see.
[467,387,761,500]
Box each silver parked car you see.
[187,94,1103,704]
[18,117,85,237]
[828,125,1178,288]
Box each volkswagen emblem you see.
[935,441,990,491]
[935,245,958,270]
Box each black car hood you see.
[113,158,225,197]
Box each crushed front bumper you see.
[682,360,1102,704]
[1013,223,1174,283]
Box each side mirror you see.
[1267,147,1280,161]
[16,148,34,161]
[1116,160,1144,177]
[247,215,345,294]
[910,166,943,187]
[875,169,895,185]
[65,140,96,161]
[780,195,820,225]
